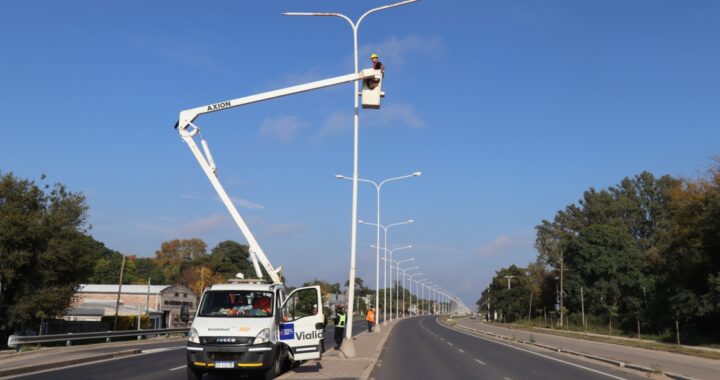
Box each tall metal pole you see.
[283,1,420,357]
[113,255,126,331]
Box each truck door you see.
[279,285,324,361]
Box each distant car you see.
[470,314,477,319]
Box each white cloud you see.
[265,66,324,89]
[260,115,308,143]
[230,197,264,210]
[259,223,307,238]
[314,102,424,140]
[365,102,425,129]
[138,213,228,237]
[180,193,264,210]
[181,213,226,234]
[314,111,352,140]
[476,233,534,257]
[360,34,445,69]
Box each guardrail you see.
[7,328,189,350]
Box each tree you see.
[208,240,252,279]
[134,257,165,284]
[0,173,96,344]
[154,239,207,283]
[178,266,225,299]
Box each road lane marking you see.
[475,359,486,365]
[458,349,465,353]
[170,365,186,371]
[504,377,513,380]
[435,318,628,380]
[143,346,185,354]
[447,342,453,346]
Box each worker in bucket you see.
[367,53,385,89]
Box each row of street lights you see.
[281,0,478,356]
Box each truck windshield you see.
[198,290,273,317]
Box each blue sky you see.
[2,1,719,307]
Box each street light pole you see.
[394,261,416,318]
[504,275,515,289]
[363,220,413,325]
[407,272,422,315]
[284,0,418,358]
[338,172,420,331]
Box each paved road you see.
[370,316,648,380]
[9,318,372,380]
[458,318,720,380]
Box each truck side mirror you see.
[180,304,190,323]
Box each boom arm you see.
[176,69,382,284]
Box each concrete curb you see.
[441,320,699,380]
[0,348,142,378]
[359,318,404,380]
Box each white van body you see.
[185,280,324,380]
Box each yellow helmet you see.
[370,53,379,59]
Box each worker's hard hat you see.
[370,53,379,59]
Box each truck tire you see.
[262,348,283,380]
[186,366,203,380]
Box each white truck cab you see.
[183,276,324,380]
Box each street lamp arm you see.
[378,171,422,188]
[337,175,380,189]
[357,0,420,28]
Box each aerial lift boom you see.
[175,69,382,284]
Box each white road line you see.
[434,318,628,380]
[143,346,185,354]
[475,359,486,365]
[504,377,513,380]
[447,342,453,346]
[458,349,465,354]
[169,365,186,371]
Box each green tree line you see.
[0,172,258,346]
[477,166,720,345]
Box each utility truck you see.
[175,69,383,379]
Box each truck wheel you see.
[186,366,203,380]
[263,349,283,380]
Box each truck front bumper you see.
[186,341,277,371]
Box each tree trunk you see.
[675,319,680,345]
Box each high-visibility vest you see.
[366,310,375,322]
[337,313,346,327]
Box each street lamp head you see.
[335,174,344,179]
[412,171,422,177]
[408,219,415,223]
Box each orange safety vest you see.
[366,309,376,322]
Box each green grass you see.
[481,320,720,361]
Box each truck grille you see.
[201,336,253,345]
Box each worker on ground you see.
[366,307,376,332]
[333,306,346,349]
[367,53,385,90]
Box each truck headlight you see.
[188,328,200,344]
[253,328,270,345]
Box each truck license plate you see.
[215,361,234,369]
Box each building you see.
[66,284,197,329]
[324,293,348,312]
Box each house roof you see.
[78,284,170,294]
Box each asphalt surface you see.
[9,318,372,380]
[370,316,649,380]
[458,318,720,380]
